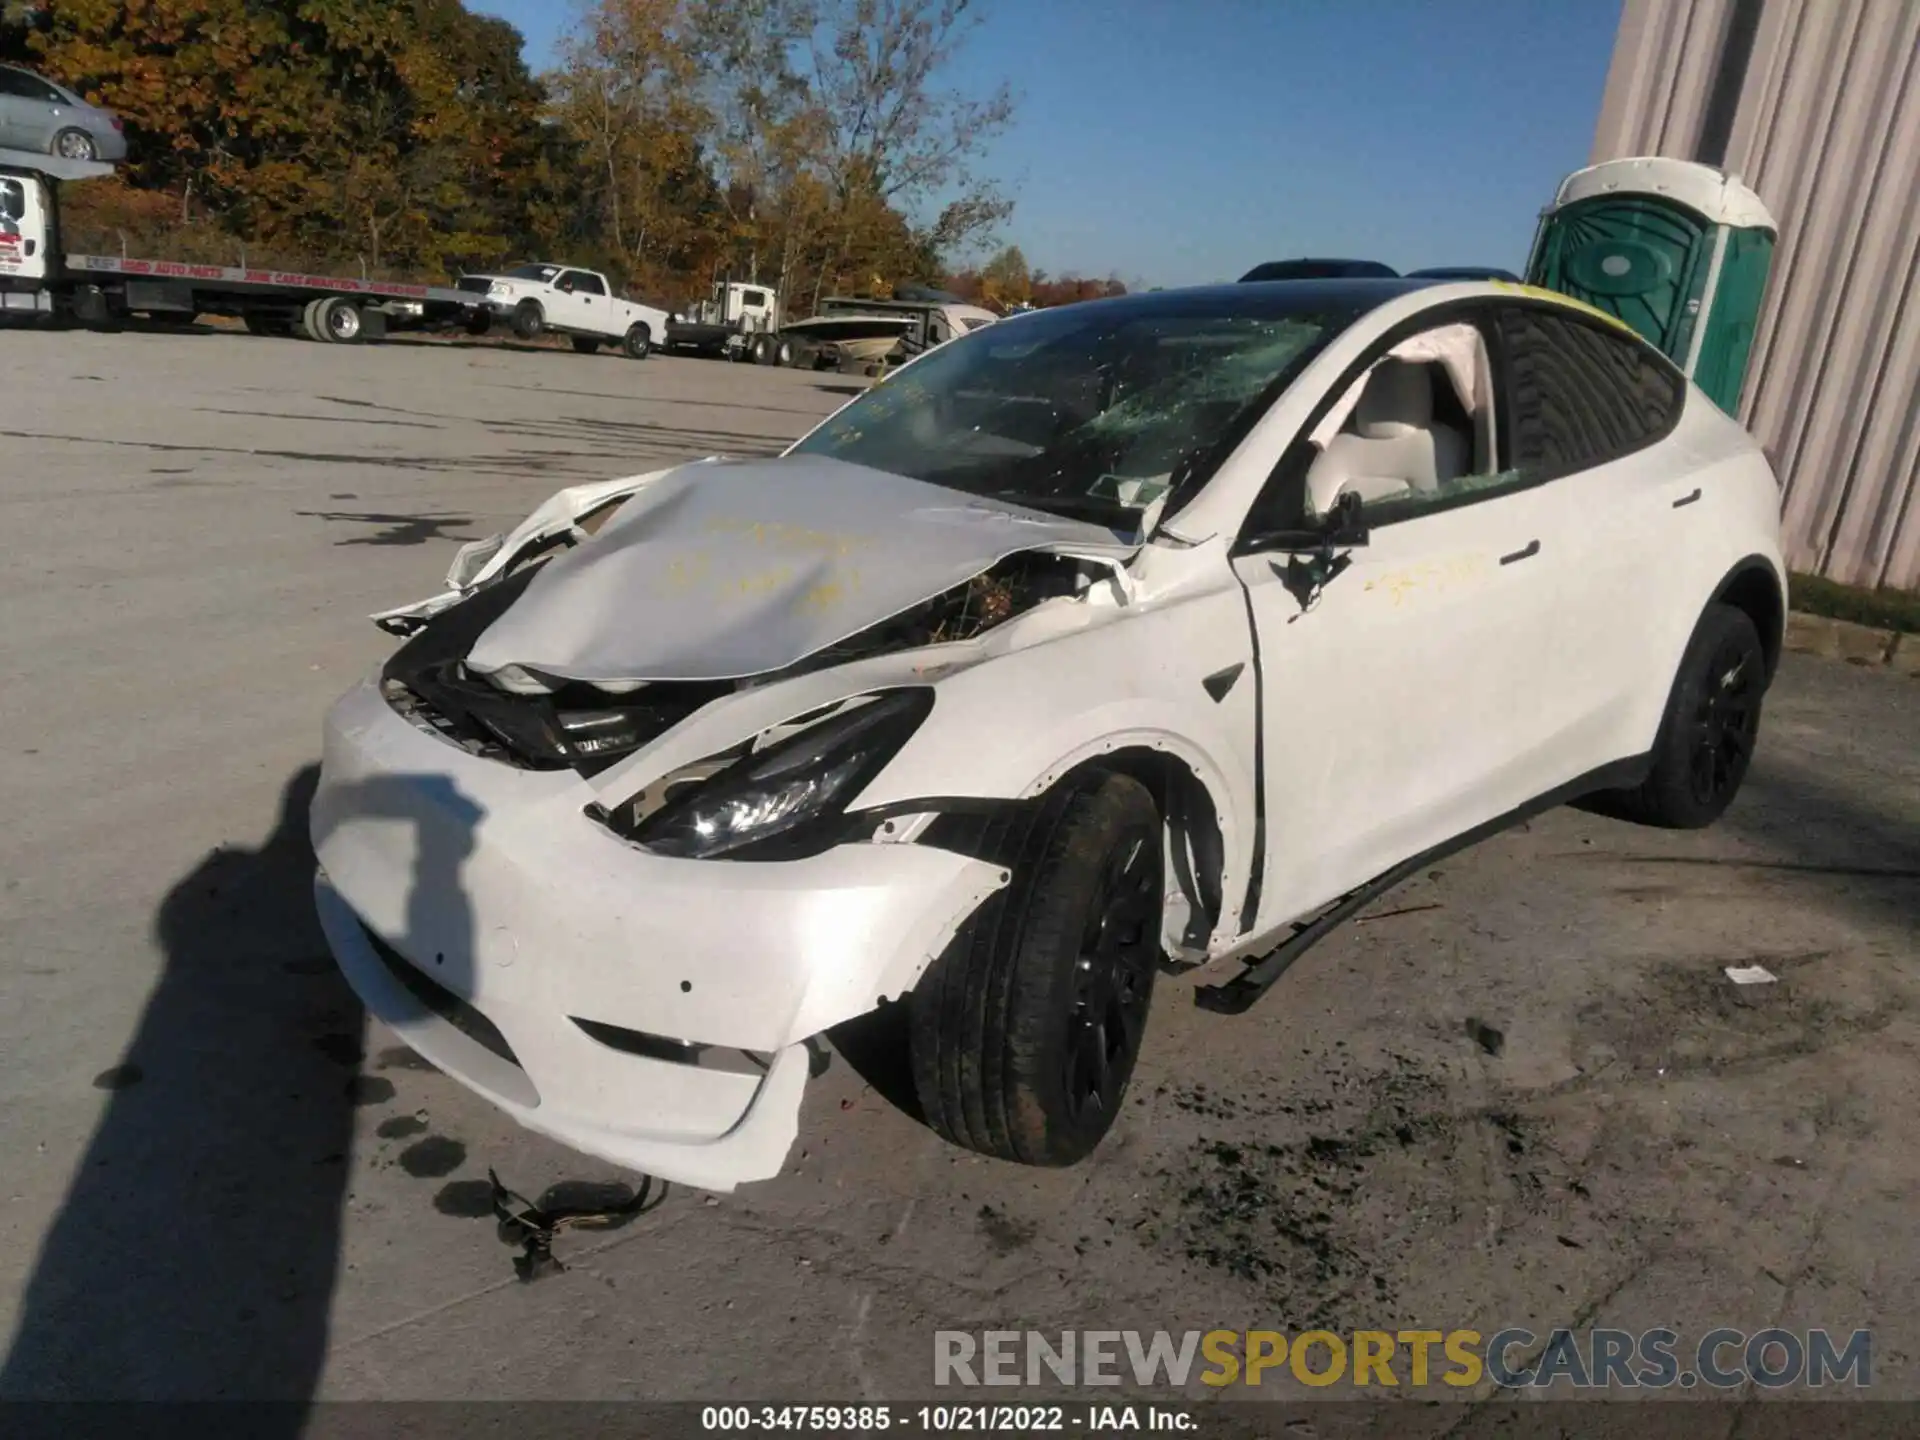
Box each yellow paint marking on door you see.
[1363,553,1493,607]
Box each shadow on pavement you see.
[828,999,927,1129]
[0,766,357,1413]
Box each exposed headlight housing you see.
[619,689,933,860]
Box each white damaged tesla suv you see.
[311,279,1787,1191]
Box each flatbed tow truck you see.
[0,148,481,342]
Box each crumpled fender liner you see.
[850,747,1228,960]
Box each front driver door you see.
[569,270,611,334]
[1227,315,1581,931]
[1235,485,1576,930]
[549,270,593,330]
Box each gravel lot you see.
[0,326,1915,1419]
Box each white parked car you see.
[456,262,669,357]
[312,278,1787,1191]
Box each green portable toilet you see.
[1526,156,1777,415]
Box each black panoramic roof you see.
[1239,258,1401,282]
[1051,277,1437,322]
[1407,265,1522,282]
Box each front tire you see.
[623,322,651,359]
[511,300,545,341]
[910,771,1162,1167]
[1612,603,1768,828]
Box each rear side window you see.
[575,272,607,296]
[1497,306,1684,480]
[1,69,63,103]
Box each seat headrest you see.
[1354,358,1433,439]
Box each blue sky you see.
[470,0,1623,287]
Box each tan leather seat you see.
[1306,359,1472,511]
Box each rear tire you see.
[622,322,651,359]
[909,770,1162,1167]
[52,128,96,162]
[1608,603,1768,829]
[300,298,330,342]
[511,300,545,341]
[319,296,363,343]
[571,336,599,355]
[776,337,798,367]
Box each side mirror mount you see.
[1324,488,1370,548]
[1262,490,1368,615]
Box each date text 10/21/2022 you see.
[700,1405,1196,1432]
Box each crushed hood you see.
[463,455,1140,684]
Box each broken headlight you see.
[628,688,933,859]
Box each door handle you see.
[1499,539,1541,566]
[1672,487,1702,508]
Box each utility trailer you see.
[0,147,482,342]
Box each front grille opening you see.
[571,1016,770,1076]
[379,568,732,776]
[364,927,521,1068]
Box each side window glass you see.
[1301,320,1519,526]
[579,273,607,296]
[1242,439,1318,540]
[1498,306,1684,480]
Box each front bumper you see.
[311,677,1007,1189]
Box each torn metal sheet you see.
[370,467,682,634]
[463,454,1141,684]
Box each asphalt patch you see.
[976,1203,1036,1255]
[1142,1060,1563,1330]
[345,1075,397,1106]
[434,1180,497,1218]
[399,1136,467,1178]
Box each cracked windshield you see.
[792,295,1356,528]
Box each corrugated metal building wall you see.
[1591,0,1920,590]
